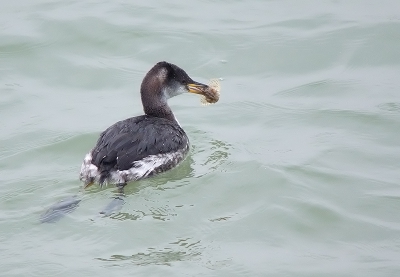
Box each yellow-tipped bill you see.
[187,82,209,94]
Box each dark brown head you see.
[140,61,212,122]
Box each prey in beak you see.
[187,81,220,104]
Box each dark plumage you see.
[91,115,188,184]
[79,61,212,189]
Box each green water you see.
[1,0,400,276]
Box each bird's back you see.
[92,115,188,170]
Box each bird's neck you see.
[140,68,179,124]
[143,102,176,122]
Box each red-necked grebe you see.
[79,61,219,190]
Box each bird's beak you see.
[187,82,210,95]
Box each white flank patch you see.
[111,150,186,184]
[79,152,99,184]
[79,146,188,187]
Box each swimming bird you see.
[79,61,217,191]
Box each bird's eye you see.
[182,80,187,85]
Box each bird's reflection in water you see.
[39,195,81,223]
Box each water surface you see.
[1,0,400,276]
